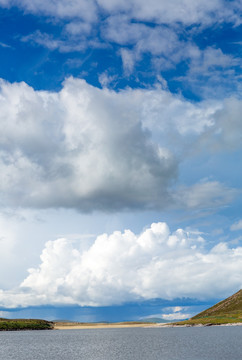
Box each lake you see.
[0,326,242,359]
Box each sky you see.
[0,0,242,322]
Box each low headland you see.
[172,289,242,327]
[0,318,54,331]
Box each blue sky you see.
[0,0,242,322]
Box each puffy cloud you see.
[144,306,194,321]
[162,312,191,321]
[0,77,240,212]
[0,221,241,308]
[0,77,177,211]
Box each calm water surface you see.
[0,326,242,360]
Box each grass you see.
[0,318,54,331]
[173,315,242,326]
[173,290,242,326]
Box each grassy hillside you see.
[174,289,242,326]
[0,318,54,331]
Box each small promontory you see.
[0,318,54,331]
[174,289,242,326]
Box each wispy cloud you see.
[21,30,88,52]
[231,220,242,231]
[2,0,239,26]
[0,41,12,49]
[0,0,238,98]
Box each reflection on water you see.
[0,326,242,360]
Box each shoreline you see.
[53,322,242,330]
[54,322,161,330]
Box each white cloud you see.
[231,220,242,231]
[102,15,148,45]
[174,181,238,210]
[190,47,238,73]
[16,0,97,22]
[1,0,239,26]
[21,30,88,53]
[98,71,117,88]
[119,48,137,75]
[0,221,241,308]
[162,312,191,321]
[102,19,193,73]
[97,0,240,27]
[2,0,239,96]
[160,305,194,320]
[0,77,177,211]
[183,47,241,98]
[198,97,242,151]
[138,89,219,137]
[100,18,241,93]
[0,41,12,48]
[0,78,240,212]
[65,21,92,36]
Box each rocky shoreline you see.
[156,322,242,328]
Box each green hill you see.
[0,318,54,331]
[174,289,242,326]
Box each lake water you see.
[0,326,242,360]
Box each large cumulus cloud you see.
[0,77,177,211]
[0,77,239,212]
[0,222,241,308]
[0,77,240,211]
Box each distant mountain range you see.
[138,317,171,323]
[175,289,242,326]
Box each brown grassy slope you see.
[173,289,242,326]
[192,289,242,319]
